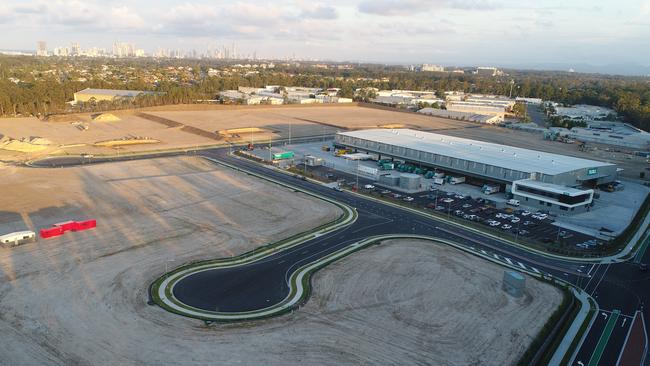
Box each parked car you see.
[521,211,531,216]
[502,224,512,230]
[506,199,520,207]
[403,196,414,202]
[364,184,375,189]
[489,221,501,227]
[511,217,520,223]
[462,203,472,208]
[442,198,454,203]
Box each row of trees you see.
[1,55,648,131]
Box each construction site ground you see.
[0,104,646,180]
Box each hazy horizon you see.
[1,0,649,74]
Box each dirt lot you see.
[0,113,216,162]
[0,105,475,164]
[147,104,475,135]
[0,155,563,366]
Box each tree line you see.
[0,55,648,131]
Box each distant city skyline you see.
[0,0,649,74]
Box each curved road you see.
[30,147,650,365]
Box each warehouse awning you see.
[577,173,609,181]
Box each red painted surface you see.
[54,221,77,232]
[73,220,96,231]
[40,219,97,238]
[40,226,64,238]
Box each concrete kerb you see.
[550,287,599,365]
[150,155,358,318]
[153,232,577,322]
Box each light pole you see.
[447,200,452,218]
[356,160,360,191]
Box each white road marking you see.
[504,258,514,265]
[517,262,526,269]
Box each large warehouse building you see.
[335,129,618,213]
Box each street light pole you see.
[356,160,360,191]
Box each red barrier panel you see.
[40,226,64,239]
[73,220,96,231]
[54,221,77,232]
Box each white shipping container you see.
[358,165,378,176]
[0,231,36,246]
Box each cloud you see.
[358,0,432,16]
[300,5,338,19]
[109,6,146,30]
[358,0,498,15]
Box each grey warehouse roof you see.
[337,129,614,175]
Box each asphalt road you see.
[29,148,650,365]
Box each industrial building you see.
[73,88,162,103]
[418,108,503,124]
[335,129,618,213]
[564,121,650,150]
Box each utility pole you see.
[509,79,515,99]
[356,160,360,191]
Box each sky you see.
[0,0,649,71]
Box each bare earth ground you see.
[0,113,216,162]
[147,104,476,134]
[0,158,562,366]
[1,104,644,177]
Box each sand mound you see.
[0,138,49,152]
[379,123,407,128]
[92,113,121,122]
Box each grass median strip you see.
[588,309,620,366]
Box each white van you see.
[506,199,520,207]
